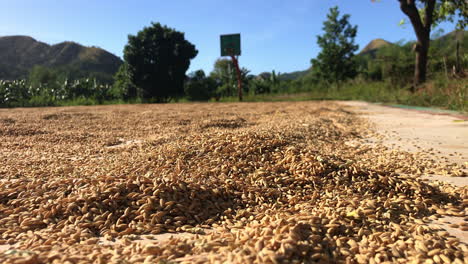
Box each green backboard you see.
[220,34,241,56]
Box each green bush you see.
[184,70,217,101]
[0,77,116,108]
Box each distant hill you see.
[430,30,467,55]
[0,36,122,82]
[278,69,310,81]
[359,38,393,57]
[277,39,394,81]
[278,30,466,81]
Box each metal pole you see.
[230,54,243,101]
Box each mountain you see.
[278,69,310,81]
[430,30,467,56]
[278,39,394,81]
[0,36,122,82]
[359,38,393,57]
[278,30,465,81]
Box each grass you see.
[2,78,466,113]
[215,78,467,113]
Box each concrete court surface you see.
[340,101,467,244]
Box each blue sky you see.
[0,0,459,75]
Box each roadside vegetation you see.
[0,3,466,111]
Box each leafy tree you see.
[256,72,272,81]
[113,63,137,99]
[210,59,251,97]
[373,0,467,87]
[358,31,467,85]
[250,70,281,94]
[429,31,468,74]
[376,41,414,86]
[28,66,63,88]
[311,6,359,85]
[270,70,281,92]
[184,70,217,101]
[250,79,271,94]
[210,59,235,96]
[123,22,198,102]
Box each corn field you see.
[0,78,116,107]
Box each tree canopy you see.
[210,58,250,97]
[310,6,359,84]
[123,22,198,102]
[372,0,467,86]
[184,70,217,101]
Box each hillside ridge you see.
[280,30,465,80]
[359,38,393,55]
[0,35,122,82]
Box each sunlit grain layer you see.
[0,102,466,264]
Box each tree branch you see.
[398,0,427,42]
[424,0,436,32]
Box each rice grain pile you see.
[0,102,466,264]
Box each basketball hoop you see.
[220,34,242,101]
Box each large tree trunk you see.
[399,0,435,89]
[414,40,429,85]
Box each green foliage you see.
[29,66,64,88]
[184,70,217,101]
[210,59,235,97]
[311,6,359,84]
[373,1,467,29]
[372,41,414,86]
[209,58,251,98]
[248,70,283,95]
[0,77,116,108]
[270,70,280,92]
[123,22,198,102]
[431,0,467,29]
[429,30,468,73]
[215,78,466,112]
[113,63,137,99]
[249,79,271,95]
[1,18,464,111]
[0,80,29,106]
[352,31,467,88]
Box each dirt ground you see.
[0,101,467,263]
